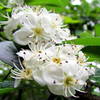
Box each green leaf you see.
[83,46,100,62]
[63,16,81,24]
[95,24,100,36]
[26,0,61,6]
[92,88,100,96]
[78,31,94,38]
[81,0,91,16]
[25,0,69,13]
[0,81,15,94]
[90,68,100,85]
[63,37,100,46]
[0,88,15,94]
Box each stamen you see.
[11,70,21,76]
[52,57,61,64]
[33,27,43,36]
[13,63,22,72]
[11,76,22,79]
[11,70,21,75]
[72,87,86,93]
[18,57,24,70]
[65,87,68,97]
[68,88,78,98]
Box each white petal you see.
[17,50,33,61]
[14,27,33,45]
[48,85,65,96]
[33,69,46,86]
[43,65,64,85]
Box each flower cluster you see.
[4,6,95,97]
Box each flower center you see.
[51,23,57,28]
[78,58,85,65]
[64,76,76,87]
[52,57,61,64]
[38,50,42,53]
[33,27,43,36]
[21,68,32,79]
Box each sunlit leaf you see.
[63,16,81,24]
[78,31,94,38]
[25,0,70,13]
[63,37,100,46]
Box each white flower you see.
[42,61,92,97]
[61,44,84,56]
[45,45,67,65]
[3,6,35,39]
[11,53,46,86]
[39,8,63,27]
[11,41,95,95]
[6,6,96,97]
[13,19,55,45]
[44,45,83,65]
[3,6,72,45]
[17,42,49,69]
[16,43,49,85]
[11,60,33,87]
[13,8,63,44]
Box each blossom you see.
[13,7,62,45]
[2,6,71,45]
[6,5,96,98]
[11,51,46,86]
[42,61,94,97]
[11,41,95,96]
[44,44,84,65]
[11,60,33,87]
[15,43,49,85]
[2,6,35,40]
